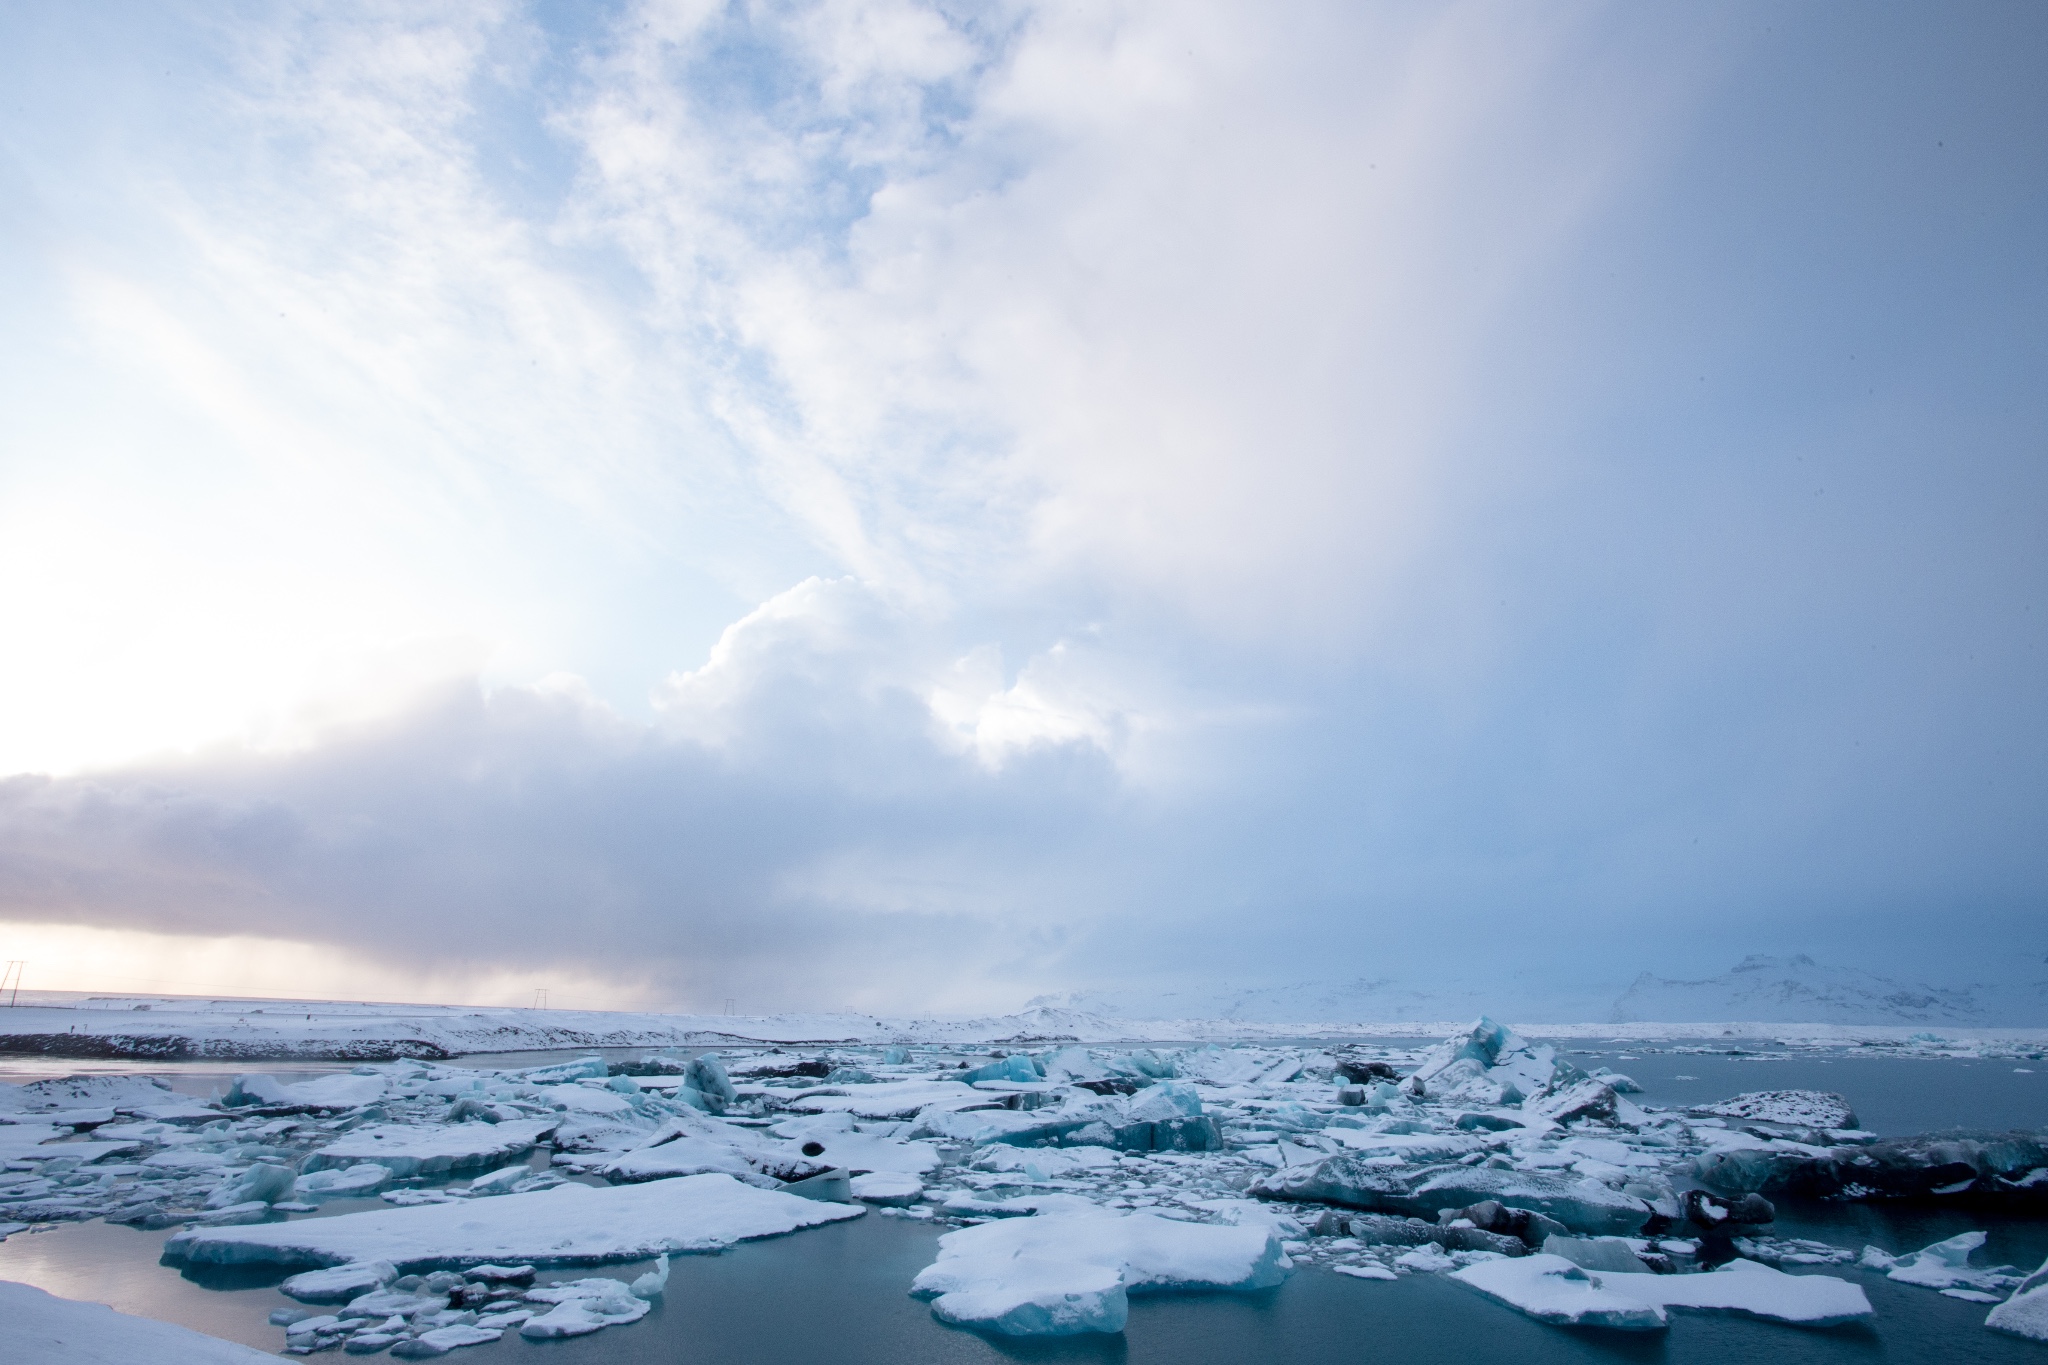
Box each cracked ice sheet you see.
[163,1172,863,1270]
[2,1279,276,1363]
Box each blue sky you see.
[0,1,2043,1013]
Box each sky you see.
[0,1,2044,1016]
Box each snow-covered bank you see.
[1,1278,274,1363]
[5,991,2048,1061]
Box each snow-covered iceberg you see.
[2,1278,277,1363]
[1253,1154,1653,1235]
[1451,1254,1871,1329]
[302,1119,558,1178]
[164,1172,863,1269]
[1407,1018,1584,1108]
[910,1210,1289,1336]
[1988,1256,2048,1341]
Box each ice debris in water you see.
[19,1017,2033,1348]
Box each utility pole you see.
[532,988,548,1010]
[1,961,22,1007]
[724,998,735,1016]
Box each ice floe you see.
[1988,1256,2048,1341]
[303,1119,559,1178]
[1452,1253,1870,1329]
[165,1172,862,1268]
[2,1277,276,1362]
[1860,1231,2023,1301]
[911,1209,1289,1335]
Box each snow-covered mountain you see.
[1034,955,2048,1027]
[1025,976,1617,1027]
[1608,954,2048,1026]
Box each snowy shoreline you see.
[4,992,2048,1062]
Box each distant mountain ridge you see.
[1030,954,2048,1026]
[1609,954,2048,1026]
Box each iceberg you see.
[205,1162,297,1209]
[1861,1231,2020,1297]
[1453,1254,1870,1330]
[1988,1256,2048,1341]
[295,1163,395,1201]
[916,1255,1128,1335]
[1407,1018,1584,1108]
[2,1277,278,1362]
[281,1260,400,1302]
[519,1277,652,1337]
[1696,1130,2048,1203]
[164,1172,863,1269]
[1253,1154,1652,1235]
[224,1073,388,1111]
[911,1210,1289,1336]
[1687,1089,1857,1131]
[303,1119,558,1178]
[1451,1254,1668,1329]
[849,1172,924,1206]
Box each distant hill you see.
[1608,954,2048,1026]
[1031,954,2048,1027]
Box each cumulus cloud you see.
[1,2,2044,1010]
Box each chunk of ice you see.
[849,1171,924,1206]
[916,1254,1128,1335]
[1864,1231,2019,1293]
[520,1278,651,1338]
[1452,1254,1668,1330]
[1987,1256,2048,1341]
[164,1172,862,1269]
[281,1260,399,1302]
[913,1208,1288,1338]
[303,1120,557,1178]
[1,1278,278,1362]
[1453,1254,1871,1330]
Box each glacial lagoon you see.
[2,1037,2044,1363]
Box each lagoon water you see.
[2,1049,2043,1364]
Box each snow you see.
[1452,1254,1870,1330]
[164,1172,862,1269]
[0,1278,277,1362]
[303,1119,558,1177]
